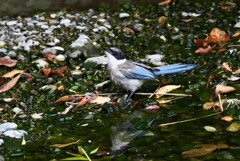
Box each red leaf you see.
[195,45,215,54]
[52,66,67,76]
[0,58,18,67]
[0,74,22,93]
[43,53,56,61]
[42,68,51,78]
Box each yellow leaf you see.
[151,85,181,98]
[221,116,233,122]
[51,139,80,148]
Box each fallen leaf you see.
[0,57,18,67]
[158,16,167,25]
[221,116,233,122]
[42,68,51,78]
[52,66,67,76]
[181,19,193,22]
[215,84,236,96]
[226,122,240,132]
[51,139,80,148]
[182,144,217,158]
[54,95,79,104]
[159,0,172,6]
[207,28,230,43]
[123,27,134,33]
[90,96,111,104]
[232,31,240,37]
[31,113,43,120]
[150,85,181,98]
[43,53,56,61]
[203,99,226,110]
[25,73,32,81]
[57,85,65,91]
[77,92,99,107]
[195,45,215,54]
[2,70,24,78]
[203,102,215,110]
[194,38,204,47]
[222,62,233,72]
[216,48,226,54]
[0,74,22,93]
[182,144,229,158]
[232,68,240,75]
[144,105,160,110]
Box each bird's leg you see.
[126,91,134,101]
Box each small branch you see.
[218,94,223,112]
[159,112,222,127]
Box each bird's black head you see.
[103,47,126,60]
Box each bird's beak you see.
[102,47,111,54]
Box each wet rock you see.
[41,48,56,54]
[12,107,23,114]
[84,56,108,65]
[71,34,91,49]
[0,122,18,132]
[6,21,17,26]
[134,23,144,31]
[60,18,71,27]
[0,139,3,146]
[14,36,26,43]
[3,130,27,139]
[69,50,81,58]
[6,51,17,58]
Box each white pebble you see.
[55,54,66,61]
[119,13,130,18]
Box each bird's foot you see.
[118,94,132,108]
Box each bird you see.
[103,47,196,101]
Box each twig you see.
[159,112,222,127]
[218,94,223,112]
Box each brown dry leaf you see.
[43,53,56,61]
[207,28,230,43]
[222,62,233,72]
[157,99,173,104]
[53,95,78,104]
[195,45,215,54]
[0,74,22,93]
[123,27,134,33]
[215,84,236,96]
[203,99,226,110]
[232,31,240,37]
[42,68,51,78]
[77,92,99,107]
[90,96,111,104]
[158,16,167,25]
[203,102,215,110]
[0,57,18,67]
[144,105,160,110]
[2,70,25,78]
[51,139,80,148]
[159,0,172,6]
[182,144,217,158]
[221,116,233,122]
[57,85,65,91]
[181,19,193,22]
[216,48,226,54]
[52,66,67,76]
[194,38,204,47]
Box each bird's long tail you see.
[153,63,196,75]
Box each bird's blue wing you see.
[120,64,156,80]
[153,63,196,75]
